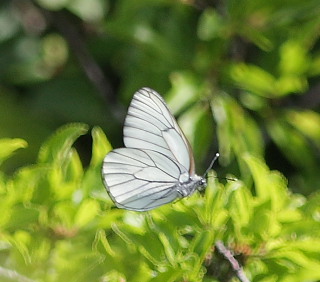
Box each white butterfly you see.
[102,87,218,211]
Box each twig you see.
[44,10,115,102]
[23,0,116,106]
[215,240,250,282]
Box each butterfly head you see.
[197,177,207,191]
[190,174,207,192]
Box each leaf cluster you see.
[0,124,319,281]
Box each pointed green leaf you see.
[228,182,252,235]
[0,138,27,165]
[38,123,89,164]
[74,199,100,227]
[158,232,177,267]
[229,63,277,97]
[267,119,317,170]
[243,154,288,211]
[285,110,320,146]
[90,126,112,167]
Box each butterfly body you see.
[102,87,208,211]
[176,174,206,197]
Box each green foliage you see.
[0,139,27,166]
[1,0,320,281]
[0,125,319,281]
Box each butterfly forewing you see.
[124,88,195,173]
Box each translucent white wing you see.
[123,87,195,175]
[102,148,188,211]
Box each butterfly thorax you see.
[177,174,206,198]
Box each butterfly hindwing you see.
[102,148,188,211]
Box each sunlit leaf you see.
[197,8,226,40]
[38,123,89,164]
[166,72,204,114]
[90,126,112,167]
[229,64,277,97]
[74,199,100,227]
[285,110,320,147]
[279,40,309,76]
[243,154,288,212]
[267,119,317,170]
[0,138,27,165]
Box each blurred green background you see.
[2,0,320,194]
[1,0,320,281]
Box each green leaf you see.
[47,164,78,200]
[285,110,320,147]
[279,40,310,76]
[166,72,204,114]
[74,199,100,228]
[240,25,273,51]
[4,204,39,231]
[243,154,288,212]
[275,75,308,95]
[64,148,83,183]
[266,247,320,281]
[197,8,226,40]
[90,126,112,167]
[158,232,176,267]
[11,165,53,206]
[0,138,27,165]
[93,229,116,257]
[11,230,32,264]
[228,182,253,237]
[81,127,112,200]
[203,180,229,229]
[189,230,214,262]
[52,201,77,227]
[67,0,106,21]
[38,123,89,164]
[267,118,317,170]
[229,63,277,97]
[249,201,282,240]
[211,94,264,181]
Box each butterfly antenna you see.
[214,176,237,181]
[203,153,238,181]
[203,153,220,177]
